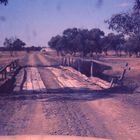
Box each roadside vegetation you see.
[0,37,42,56]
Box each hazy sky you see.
[0,0,133,46]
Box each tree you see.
[100,36,110,55]
[48,35,64,56]
[13,38,26,50]
[3,37,26,56]
[105,13,134,36]
[48,28,105,57]
[108,33,124,54]
[63,28,80,55]
[124,36,140,57]
[106,0,140,56]
[3,38,14,56]
[105,0,140,36]
[89,28,104,55]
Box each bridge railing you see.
[0,59,20,81]
[60,56,112,77]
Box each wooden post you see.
[1,71,3,80]
[63,57,65,66]
[62,57,64,66]
[15,60,18,68]
[110,78,114,88]
[61,57,63,66]
[4,69,6,79]
[67,57,70,67]
[110,63,131,87]
[64,57,66,66]
[68,57,71,66]
[69,57,71,66]
[90,61,93,77]
[10,63,12,72]
[73,58,75,67]
[119,63,130,81]
[71,58,74,67]
[14,61,16,69]
[78,59,81,72]
[65,57,67,66]
[11,62,14,72]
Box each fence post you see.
[68,57,71,67]
[10,63,12,72]
[71,58,74,67]
[4,69,7,79]
[67,57,69,66]
[90,61,93,77]
[78,59,81,72]
[61,57,63,66]
[71,57,73,66]
[64,57,67,66]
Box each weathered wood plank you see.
[23,67,46,93]
[13,68,25,93]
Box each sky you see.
[0,0,133,47]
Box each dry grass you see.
[0,51,27,66]
[100,56,140,90]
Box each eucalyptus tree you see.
[48,28,105,57]
[106,0,140,56]
[3,37,26,56]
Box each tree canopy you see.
[3,37,26,56]
[105,0,140,56]
[48,28,125,56]
[106,0,140,36]
[48,28,105,56]
[4,37,26,50]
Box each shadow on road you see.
[0,86,133,102]
[23,64,60,68]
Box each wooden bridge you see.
[0,55,131,93]
[60,56,130,88]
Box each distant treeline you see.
[48,28,126,57]
[0,46,42,51]
[48,27,140,57]
[1,37,42,56]
[2,37,42,51]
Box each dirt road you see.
[0,52,140,140]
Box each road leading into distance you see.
[0,52,140,140]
